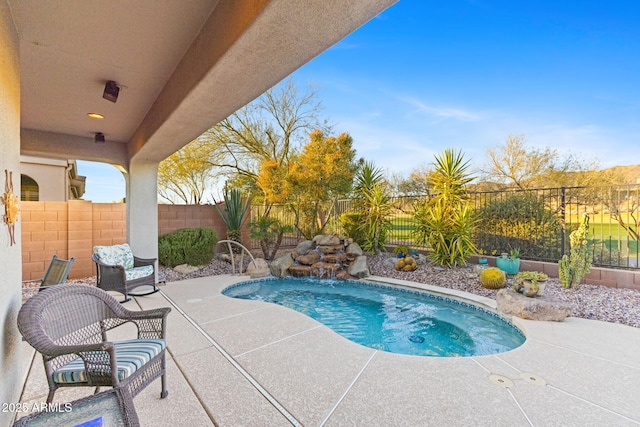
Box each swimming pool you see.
[222,277,525,357]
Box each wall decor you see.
[1,169,19,245]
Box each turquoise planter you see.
[496,257,520,275]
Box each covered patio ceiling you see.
[11,0,396,169]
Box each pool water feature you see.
[223,277,525,357]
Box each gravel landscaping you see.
[24,251,640,329]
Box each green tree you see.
[199,78,330,201]
[250,217,293,261]
[389,163,433,197]
[413,149,477,267]
[285,130,357,238]
[482,134,556,190]
[157,140,220,204]
[482,134,601,190]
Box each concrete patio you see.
[16,275,640,426]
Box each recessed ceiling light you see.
[87,113,104,119]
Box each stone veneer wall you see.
[21,202,249,280]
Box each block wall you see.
[22,202,249,280]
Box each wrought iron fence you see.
[250,184,640,270]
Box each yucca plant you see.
[353,161,393,254]
[215,187,250,250]
[413,149,478,267]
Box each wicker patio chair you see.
[13,387,139,427]
[92,243,159,302]
[17,284,170,404]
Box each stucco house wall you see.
[20,155,86,201]
[0,1,24,423]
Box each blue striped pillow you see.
[53,339,166,385]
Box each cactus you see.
[479,267,506,289]
[395,256,418,271]
[559,213,592,289]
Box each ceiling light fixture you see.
[102,80,120,103]
[94,132,105,143]
[87,113,104,119]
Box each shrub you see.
[340,212,367,246]
[250,216,293,261]
[475,193,563,261]
[479,267,506,289]
[158,227,217,267]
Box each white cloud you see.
[400,96,484,123]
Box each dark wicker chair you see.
[92,243,159,302]
[17,284,170,404]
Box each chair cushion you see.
[52,339,166,385]
[125,265,154,281]
[93,244,135,270]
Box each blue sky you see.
[80,0,640,202]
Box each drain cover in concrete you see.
[521,373,547,385]
[489,374,514,388]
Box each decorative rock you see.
[313,234,341,246]
[270,253,294,278]
[383,256,398,269]
[173,264,201,274]
[321,253,347,264]
[296,240,315,255]
[414,253,428,265]
[496,288,572,321]
[346,242,364,257]
[317,245,343,254]
[336,270,356,280]
[348,255,370,278]
[311,262,341,278]
[296,251,321,265]
[246,258,270,278]
[289,265,312,277]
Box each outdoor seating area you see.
[17,284,170,409]
[13,275,640,426]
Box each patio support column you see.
[126,160,159,264]
[0,1,24,425]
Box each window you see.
[21,174,39,201]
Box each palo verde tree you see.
[157,139,221,204]
[413,148,478,267]
[199,78,331,210]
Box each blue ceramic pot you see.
[496,257,520,275]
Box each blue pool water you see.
[223,277,525,357]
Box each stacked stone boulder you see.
[269,234,370,279]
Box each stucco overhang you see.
[11,0,397,169]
